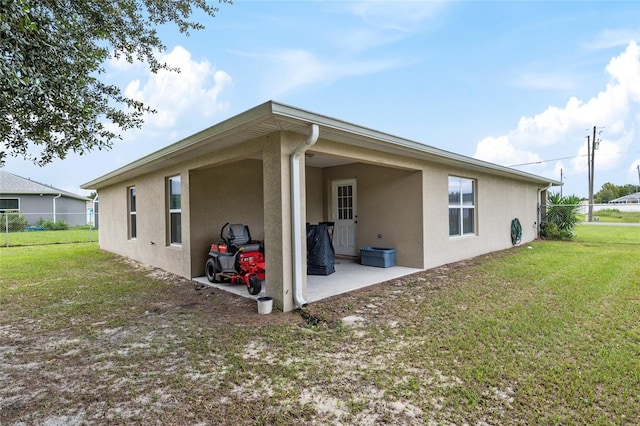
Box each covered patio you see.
[187,128,425,312]
[193,259,422,305]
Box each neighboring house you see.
[0,170,89,227]
[609,192,640,204]
[82,101,560,312]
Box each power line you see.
[508,154,587,167]
[508,150,640,168]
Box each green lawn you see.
[578,208,640,223]
[2,226,98,246]
[1,226,638,424]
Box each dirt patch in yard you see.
[5,246,634,425]
[2,255,462,425]
[124,258,302,327]
[150,277,302,327]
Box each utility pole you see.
[586,134,592,221]
[588,127,595,222]
[637,164,640,193]
[587,126,604,222]
[560,168,563,197]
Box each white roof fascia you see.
[270,101,561,186]
[81,102,275,189]
[82,100,561,189]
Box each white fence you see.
[577,203,640,215]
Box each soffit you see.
[82,101,561,189]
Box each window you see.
[168,176,181,245]
[448,176,475,237]
[128,187,137,239]
[0,198,19,212]
[336,184,354,220]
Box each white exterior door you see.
[331,179,357,256]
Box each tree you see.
[594,183,618,204]
[620,184,638,196]
[0,0,230,166]
[594,182,638,203]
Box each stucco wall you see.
[97,167,192,279]
[92,127,546,313]
[95,133,276,281]
[421,164,540,270]
[312,142,542,271]
[305,166,324,224]
[189,159,264,277]
[322,162,424,268]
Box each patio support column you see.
[262,132,296,312]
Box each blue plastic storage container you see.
[360,247,396,268]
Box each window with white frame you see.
[448,176,476,237]
[0,198,19,212]
[128,187,137,239]
[168,176,181,245]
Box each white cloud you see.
[474,135,541,167]
[587,28,640,50]
[513,72,577,91]
[122,46,232,129]
[606,41,640,102]
[571,141,590,174]
[106,52,148,73]
[347,1,448,33]
[239,48,404,98]
[320,1,449,54]
[592,139,625,171]
[474,42,640,186]
[335,27,403,52]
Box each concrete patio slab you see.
[192,258,422,304]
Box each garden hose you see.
[511,218,522,245]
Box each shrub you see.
[543,193,581,240]
[37,218,69,231]
[540,222,574,240]
[595,209,623,218]
[0,211,29,232]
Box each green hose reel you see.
[511,218,522,245]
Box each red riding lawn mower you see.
[205,223,265,295]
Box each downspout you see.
[537,183,553,236]
[291,123,319,308]
[53,193,62,222]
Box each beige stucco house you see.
[82,101,559,312]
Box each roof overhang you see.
[82,100,562,190]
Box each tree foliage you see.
[594,182,638,203]
[1,0,229,166]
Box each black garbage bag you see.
[306,223,335,275]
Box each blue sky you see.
[4,0,640,198]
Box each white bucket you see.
[257,296,273,314]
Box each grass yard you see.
[0,225,639,425]
[3,226,98,247]
[578,209,640,223]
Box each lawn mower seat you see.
[227,224,262,253]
